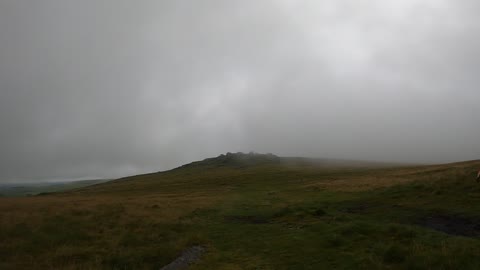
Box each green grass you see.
[1,155,480,269]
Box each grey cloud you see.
[0,0,479,181]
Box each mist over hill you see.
[175,152,281,169]
[174,152,407,171]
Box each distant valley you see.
[0,179,109,197]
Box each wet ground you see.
[417,214,480,237]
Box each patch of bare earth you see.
[417,215,480,237]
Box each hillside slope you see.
[1,153,480,269]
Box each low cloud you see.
[0,0,479,181]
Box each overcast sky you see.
[1,0,479,181]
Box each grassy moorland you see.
[1,153,480,269]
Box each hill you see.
[174,152,281,169]
[1,154,480,269]
[175,152,404,170]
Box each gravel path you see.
[160,246,206,270]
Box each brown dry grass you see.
[0,185,226,269]
[303,162,480,192]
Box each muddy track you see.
[418,215,480,237]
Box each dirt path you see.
[160,246,206,270]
